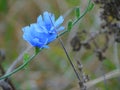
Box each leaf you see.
[23,53,30,62]
[88,2,94,11]
[75,7,80,18]
[67,21,73,32]
[23,53,30,69]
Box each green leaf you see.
[23,53,30,69]
[67,21,73,32]
[23,53,30,62]
[88,2,94,11]
[75,7,80,18]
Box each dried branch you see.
[85,69,120,88]
[0,49,15,90]
[6,46,32,75]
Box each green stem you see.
[72,0,91,26]
[59,0,91,37]
[0,51,39,80]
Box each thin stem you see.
[72,0,91,26]
[58,38,81,81]
[58,0,92,37]
[6,46,32,74]
[49,13,81,81]
[0,50,39,80]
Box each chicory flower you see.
[22,11,64,48]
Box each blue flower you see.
[22,11,64,48]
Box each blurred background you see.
[0,0,120,90]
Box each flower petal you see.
[54,16,64,27]
[43,11,51,25]
[37,15,44,26]
[51,14,55,23]
[48,34,57,42]
[22,26,33,42]
[57,26,65,32]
